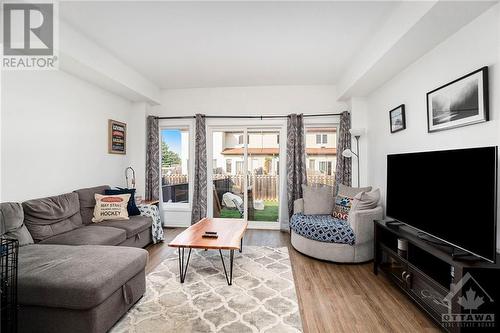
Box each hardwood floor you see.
[146,228,441,333]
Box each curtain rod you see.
[155,112,348,120]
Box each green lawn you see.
[220,200,279,222]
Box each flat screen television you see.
[386,146,498,263]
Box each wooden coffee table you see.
[168,218,247,285]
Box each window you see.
[276,134,279,144]
[309,159,315,170]
[235,161,244,174]
[238,135,243,145]
[226,159,232,173]
[161,128,189,203]
[306,126,337,189]
[316,134,328,144]
[319,161,332,175]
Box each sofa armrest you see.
[293,199,304,214]
[348,206,383,244]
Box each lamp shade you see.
[349,128,365,137]
[342,149,353,158]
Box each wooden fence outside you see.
[162,173,336,201]
[162,174,188,185]
[307,174,336,188]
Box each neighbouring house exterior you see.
[212,128,336,176]
[161,128,336,203]
[304,128,337,176]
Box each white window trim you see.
[159,119,195,212]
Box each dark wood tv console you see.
[374,220,500,333]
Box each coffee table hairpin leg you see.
[178,247,192,283]
[219,249,234,285]
[178,247,238,286]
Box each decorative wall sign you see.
[108,119,126,154]
[389,104,406,133]
[427,67,489,133]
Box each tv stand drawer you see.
[407,265,449,321]
[378,245,408,289]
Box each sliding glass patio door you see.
[209,127,282,228]
[211,129,246,220]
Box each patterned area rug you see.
[111,246,302,333]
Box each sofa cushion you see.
[92,194,131,223]
[74,185,110,225]
[302,184,334,215]
[333,184,373,221]
[18,244,148,309]
[105,188,141,216]
[290,213,355,245]
[0,202,34,246]
[23,193,83,242]
[351,189,381,211]
[337,184,372,198]
[38,226,126,246]
[90,215,152,238]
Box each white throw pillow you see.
[92,194,130,223]
[351,188,380,211]
[302,184,334,215]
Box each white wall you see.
[155,85,345,116]
[365,5,500,248]
[126,102,149,199]
[59,21,161,104]
[1,70,139,202]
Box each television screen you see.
[386,146,497,262]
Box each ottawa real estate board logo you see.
[2,2,58,70]
[440,273,495,329]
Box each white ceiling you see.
[60,1,398,89]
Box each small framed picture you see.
[389,104,406,133]
[108,119,126,154]
[427,67,488,133]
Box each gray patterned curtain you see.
[191,114,207,225]
[286,114,307,229]
[145,115,165,225]
[335,111,352,191]
[145,116,160,201]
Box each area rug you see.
[111,246,302,333]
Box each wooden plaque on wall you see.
[108,119,126,154]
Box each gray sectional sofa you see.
[0,185,153,333]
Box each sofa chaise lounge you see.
[0,185,153,333]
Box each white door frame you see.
[207,120,286,230]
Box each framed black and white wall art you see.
[389,104,406,133]
[426,67,489,133]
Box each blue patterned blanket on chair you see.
[290,213,356,245]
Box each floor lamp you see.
[341,128,365,187]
